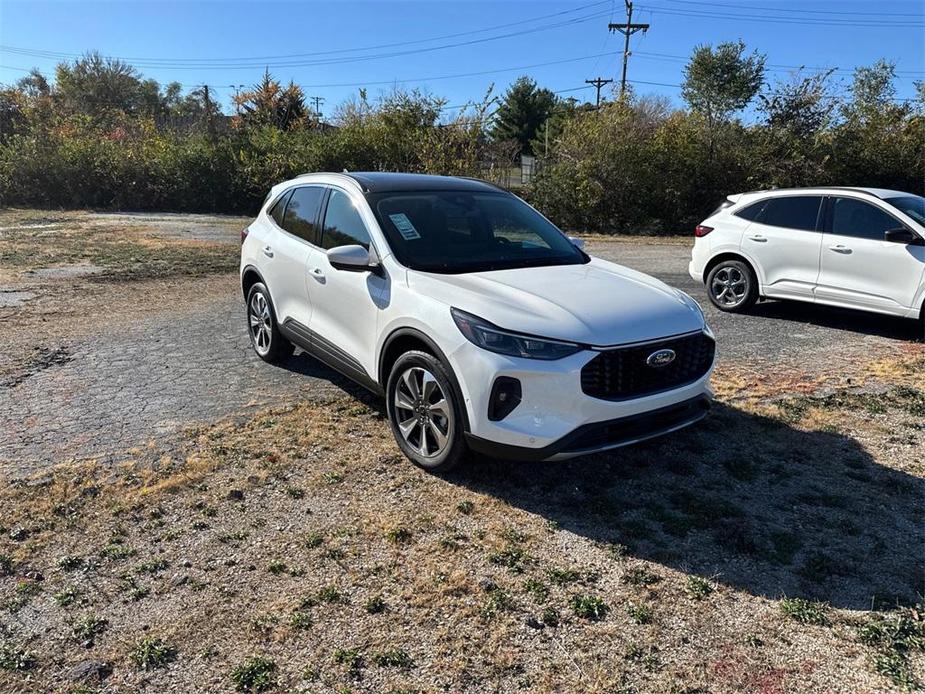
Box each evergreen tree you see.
[491,76,557,155]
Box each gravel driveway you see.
[1,229,919,477]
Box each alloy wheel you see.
[393,366,452,458]
[248,291,273,356]
[711,266,749,308]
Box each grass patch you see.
[231,655,277,692]
[627,603,653,625]
[569,594,609,621]
[131,636,176,670]
[372,648,414,669]
[780,597,829,626]
[686,575,714,600]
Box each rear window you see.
[738,196,822,231]
[282,186,325,244]
[268,190,292,227]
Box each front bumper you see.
[465,394,710,461]
[448,332,715,457]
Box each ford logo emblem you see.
[646,348,676,367]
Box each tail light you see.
[240,226,250,244]
[694,225,713,238]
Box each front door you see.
[815,196,925,315]
[308,187,388,381]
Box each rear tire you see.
[386,350,467,473]
[706,259,758,313]
[245,282,294,364]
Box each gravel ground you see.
[1,212,921,476]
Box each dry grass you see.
[1,359,923,693]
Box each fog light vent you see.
[488,377,522,421]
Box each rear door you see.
[737,195,824,300]
[815,195,925,315]
[269,185,325,328]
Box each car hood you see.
[408,257,705,346]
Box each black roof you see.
[343,172,504,194]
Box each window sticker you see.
[389,213,421,240]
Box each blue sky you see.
[0,0,922,119]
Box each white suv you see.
[242,172,715,471]
[689,187,925,331]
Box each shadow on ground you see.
[748,298,921,341]
[451,403,924,612]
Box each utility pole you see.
[608,1,650,97]
[201,84,215,136]
[309,95,325,121]
[585,77,614,107]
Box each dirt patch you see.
[2,345,73,389]
[0,355,922,693]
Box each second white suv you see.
[242,172,715,471]
[690,187,925,331]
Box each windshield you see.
[884,195,925,226]
[368,191,587,273]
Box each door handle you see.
[311,267,325,281]
[829,245,852,254]
[262,246,274,258]
[747,235,767,242]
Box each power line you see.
[659,0,925,18]
[634,4,924,27]
[0,9,615,71]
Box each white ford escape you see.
[241,172,715,471]
[689,187,925,331]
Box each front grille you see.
[581,332,715,400]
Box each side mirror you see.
[884,228,924,246]
[568,236,585,250]
[327,244,378,272]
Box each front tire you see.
[386,350,467,473]
[706,259,758,313]
[245,282,294,364]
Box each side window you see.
[756,196,822,231]
[830,197,902,240]
[734,200,767,222]
[322,189,371,250]
[282,186,325,244]
[268,190,292,227]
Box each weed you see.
[0,555,12,576]
[57,555,84,572]
[523,578,549,604]
[686,576,714,600]
[0,643,36,671]
[289,611,313,630]
[372,648,414,669]
[54,587,85,607]
[456,500,474,515]
[482,587,513,620]
[570,594,609,621]
[131,636,176,670]
[488,546,528,573]
[318,585,347,604]
[385,526,412,544]
[623,566,660,587]
[267,561,288,575]
[365,596,386,614]
[871,651,916,689]
[541,607,560,627]
[305,531,324,548]
[857,609,925,688]
[135,558,169,574]
[286,486,305,499]
[627,603,653,624]
[72,613,108,641]
[780,597,829,626]
[333,648,364,678]
[231,656,277,692]
[547,567,581,586]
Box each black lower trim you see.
[280,318,383,395]
[465,395,710,461]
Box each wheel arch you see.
[703,252,760,286]
[241,264,266,300]
[378,327,471,433]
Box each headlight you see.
[451,308,582,360]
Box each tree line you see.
[0,44,922,233]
